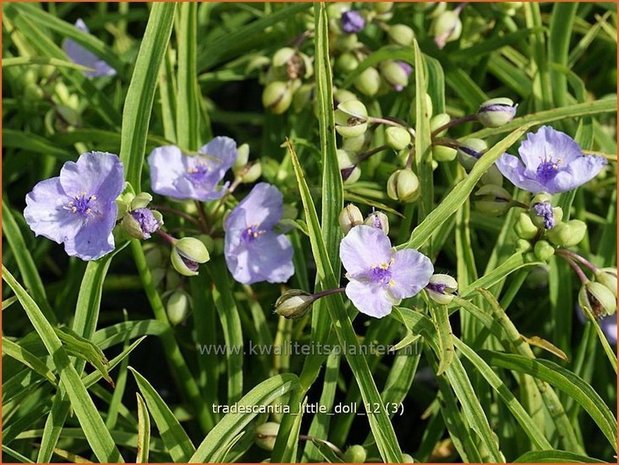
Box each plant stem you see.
[431,114,478,137]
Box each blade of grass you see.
[136,393,151,463]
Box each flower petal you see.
[345,280,395,318]
[388,248,434,300]
[63,19,116,78]
[549,155,608,193]
[64,206,117,260]
[228,183,283,230]
[198,136,238,179]
[24,177,82,244]
[340,225,393,275]
[147,146,193,199]
[60,152,124,202]
[495,153,548,193]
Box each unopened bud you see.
[595,268,617,295]
[339,204,364,234]
[433,145,458,162]
[335,52,360,73]
[234,144,250,169]
[457,138,487,171]
[121,208,163,240]
[534,240,555,262]
[354,67,381,97]
[579,281,617,319]
[426,274,459,304]
[474,184,513,215]
[530,201,557,230]
[364,211,389,235]
[432,10,462,49]
[373,3,394,14]
[255,422,280,451]
[387,169,420,203]
[275,290,315,319]
[340,10,365,34]
[430,113,451,136]
[387,24,415,46]
[380,60,410,90]
[342,133,367,152]
[333,88,358,105]
[402,453,415,463]
[335,100,368,138]
[167,291,190,325]
[385,126,412,150]
[171,237,210,277]
[547,219,587,248]
[262,81,292,114]
[343,445,367,463]
[477,98,517,128]
[238,162,262,184]
[337,149,361,184]
[515,212,539,240]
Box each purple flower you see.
[148,137,237,201]
[340,226,434,318]
[341,10,365,33]
[496,126,607,194]
[224,183,294,284]
[24,152,124,261]
[533,201,555,229]
[63,19,116,78]
[130,208,161,239]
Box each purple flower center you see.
[536,159,560,183]
[130,208,161,238]
[65,194,96,217]
[241,225,266,243]
[369,264,392,286]
[186,164,210,184]
[341,10,365,33]
[426,282,447,294]
[533,202,555,229]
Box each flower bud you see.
[432,10,462,49]
[457,138,487,171]
[262,81,292,114]
[430,113,451,136]
[333,88,358,105]
[387,169,420,203]
[426,274,459,304]
[340,10,365,34]
[342,133,367,152]
[275,290,315,319]
[515,238,532,253]
[335,100,368,138]
[373,3,393,14]
[354,67,381,97]
[387,24,415,46]
[385,126,412,150]
[365,211,389,235]
[515,212,539,240]
[339,204,364,234]
[234,143,250,169]
[402,453,415,463]
[238,162,262,184]
[579,281,617,319]
[335,32,359,52]
[433,145,458,162]
[477,98,517,128]
[131,192,153,209]
[595,268,617,295]
[335,52,360,73]
[474,184,513,216]
[530,201,556,230]
[547,219,587,248]
[255,422,280,451]
[121,208,163,240]
[167,291,190,326]
[171,237,210,277]
[343,445,367,463]
[337,149,361,184]
[380,60,410,90]
[534,240,555,262]
[272,47,296,68]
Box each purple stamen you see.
[426,282,447,294]
[370,265,392,286]
[66,194,96,216]
[241,225,265,243]
[536,160,559,183]
[130,208,161,238]
[533,202,555,229]
[186,164,209,184]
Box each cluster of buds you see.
[338,203,389,235]
[232,143,262,184]
[116,191,163,240]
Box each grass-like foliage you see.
[2,2,617,463]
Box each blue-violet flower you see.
[224,183,294,284]
[496,126,607,194]
[341,10,365,33]
[63,19,116,78]
[24,152,124,260]
[148,136,237,201]
[340,225,434,318]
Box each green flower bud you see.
[387,169,420,203]
[336,52,360,73]
[131,192,153,210]
[430,113,451,136]
[595,267,617,295]
[432,10,462,49]
[234,143,250,169]
[433,145,458,162]
[365,211,389,235]
[342,133,367,152]
[373,2,393,14]
[335,100,369,138]
[167,291,190,326]
[579,281,617,319]
[379,60,410,89]
[516,238,532,252]
[262,81,292,114]
[171,237,210,277]
[385,126,412,150]
[334,88,358,105]
[474,184,513,216]
[354,67,381,96]
[344,445,367,463]
[457,138,487,171]
[275,290,315,319]
[547,219,587,248]
[272,47,296,68]
[477,98,517,128]
[255,422,280,451]
[515,212,539,240]
[335,32,359,52]
[534,240,555,262]
[387,24,415,46]
[237,162,262,184]
[480,165,504,187]
[426,274,459,304]
[120,209,163,240]
[339,204,364,234]
[402,453,415,463]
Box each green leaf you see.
[130,367,195,462]
[2,56,93,72]
[54,326,112,385]
[136,393,151,463]
[2,337,57,385]
[176,2,200,149]
[514,450,607,463]
[120,3,176,191]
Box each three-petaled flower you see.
[340,225,434,318]
[224,183,294,284]
[24,152,124,261]
[148,137,237,201]
[496,126,607,194]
